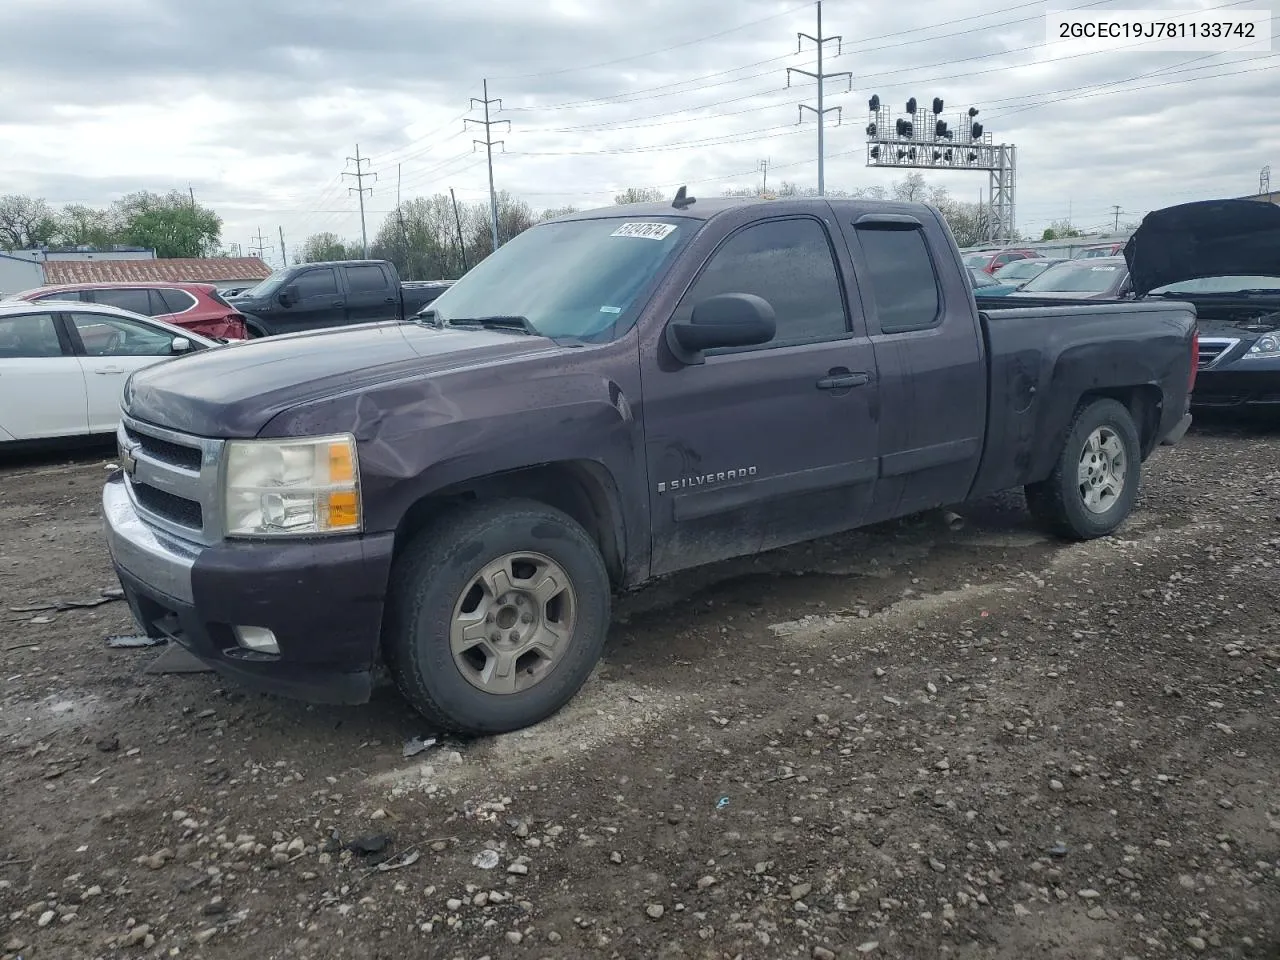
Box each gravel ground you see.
[0,419,1277,960]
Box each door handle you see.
[816,373,869,389]
[383,296,396,303]
[94,367,124,375]
[333,301,345,307]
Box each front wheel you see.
[383,499,611,735]
[1025,398,1141,540]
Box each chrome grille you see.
[117,415,225,546]
[1197,337,1238,369]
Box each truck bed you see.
[967,299,1198,500]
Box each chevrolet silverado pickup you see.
[227,259,452,337]
[102,194,1198,735]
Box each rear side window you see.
[856,226,941,334]
[0,312,65,358]
[344,264,386,293]
[90,288,153,315]
[153,289,196,315]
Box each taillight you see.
[1188,330,1199,391]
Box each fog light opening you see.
[233,625,279,654]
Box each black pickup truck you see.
[102,194,1197,735]
[227,259,452,337]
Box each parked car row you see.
[12,281,250,339]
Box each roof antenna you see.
[672,185,696,210]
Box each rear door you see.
[841,212,987,522]
[65,311,184,433]
[0,310,89,440]
[640,213,881,574]
[341,263,397,324]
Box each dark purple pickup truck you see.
[103,194,1198,735]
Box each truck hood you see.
[1124,198,1280,297]
[123,320,559,438]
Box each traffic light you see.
[870,145,881,160]
[866,122,877,136]
[896,118,913,138]
[932,97,944,114]
[868,94,880,111]
[971,122,983,139]
[906,97,917,114]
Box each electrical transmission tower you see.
[344,144,376,258]
[758,158,770,196]
[786,1,851,197]
[466,79,510,253]
[248,228,272,261]
[1262,164,1271,195]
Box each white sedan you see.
[0,300,219,444]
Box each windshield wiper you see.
[442,315,540,335]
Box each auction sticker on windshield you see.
[611,222,677,240]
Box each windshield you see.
[1149,274,1280,295]
[962,253,991,269]
[994,259,1052,281]
[425,216,692,340]
[1021,260,1125,293]
[969,269,997,287]
[237,270,289,299]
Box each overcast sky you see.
[2,0,1276,263]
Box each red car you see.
[961,248,1042,275]
[11,281,249,339]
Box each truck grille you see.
[117,416,225,545]
[1196,337,1238,369]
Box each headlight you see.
[1243,334,1280,359]
[223,435,361,537]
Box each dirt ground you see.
[0,418,1277,960]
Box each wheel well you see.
[241,315,269,337]
[392,461,626,585]
[1079,385,1163,455]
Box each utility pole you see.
[278,226,288,267]
[188,185,196,209]
[786,1,851,196]
[249,227,270,261]
[758,158,770,196]
[343,144,376,258]
[465,79,510,253]
[1111,205,1125,232]
[1261,164,1271,195]
[450,187,469,274]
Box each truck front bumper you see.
[102,473,395,705]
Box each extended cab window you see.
[857,226,941,334]
[295,269,337,299]
[344,265,385,293]
[680,217,848,351]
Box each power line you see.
[465,79,509,253]
[248,227,272,262]
[488,1,812,81]
[343,144,376,258]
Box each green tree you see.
[1041,219,1081,241]
[299,232,364,263]
[112,190,221,257]
[0,195,59,249]
[613,187,664,205]
[56,204,121,248]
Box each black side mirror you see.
[277,288,294,307]
[666,293,776,365]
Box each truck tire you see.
[1024,398,1141,540]
[383,499,611,736]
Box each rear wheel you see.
[1025,398,1141,540]
[383,499,611,735]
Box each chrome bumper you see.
[102,474,203,604]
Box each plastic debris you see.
[472,849,500,869]
[347,835,391,856]
[716,797,730,810]
[376,850,421,872]
[402,736,437,758]
[106,635,166,648]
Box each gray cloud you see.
[3,0,1276,254]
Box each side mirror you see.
[666,293,776,365]
[170,336,192,353]
[277,288,294,307]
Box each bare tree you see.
[613,187,664,205]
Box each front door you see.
[66,312,184,433]
[639,214,880,576]
[283,267,345,332]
